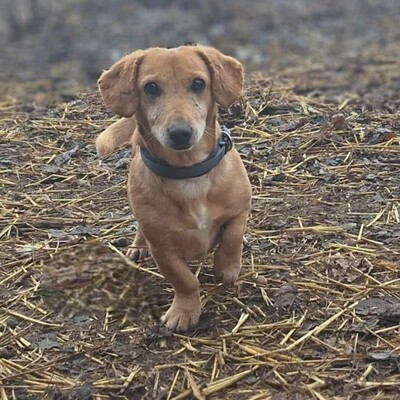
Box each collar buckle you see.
[220,125,233,154]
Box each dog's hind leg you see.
[127,228,149,262]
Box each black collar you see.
[140,126,233,180]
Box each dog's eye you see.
[144,82,160,96]
[191,78,205,92]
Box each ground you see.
[1,1,400,399]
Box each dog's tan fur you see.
[96,45,251,331]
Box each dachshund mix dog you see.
[96,45,251,331]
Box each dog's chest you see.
[174,178,211,200]
[173,180,220,259]
[174,179,213,228]
[183,203,218,260]
[188,203,209,231]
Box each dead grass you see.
[1,54,400,399]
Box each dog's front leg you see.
[151,249,201,331]
[213,210,249,285]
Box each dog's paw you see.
[213,264,241,285]
[161,301,201,332]
[127,247,149,262]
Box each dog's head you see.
[98,45,243,151]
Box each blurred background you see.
[0,0,399,103]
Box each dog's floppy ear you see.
[98,50,144,117]
[196,46,243,108]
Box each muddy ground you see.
[1,1,400,399]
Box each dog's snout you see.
[168,124,193,150]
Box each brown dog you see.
[96,45,251,331]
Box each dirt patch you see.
[1,0,399,86]
[1,52,400,398]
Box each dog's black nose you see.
[168,124,193,150]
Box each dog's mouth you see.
[168,143,193,151]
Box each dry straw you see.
[1,54,400,398]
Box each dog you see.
[96,45,251,331]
